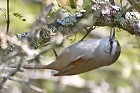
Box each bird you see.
[43,29,121,76]
[19,29,121,76]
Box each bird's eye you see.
[110,40,113,46]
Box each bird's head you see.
[103,29,121,56]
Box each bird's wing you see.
[55,42,86,68]
[54,56,87,76]
[53,39,99,71]
[56,39,98,63]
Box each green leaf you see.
[13,12,26,21]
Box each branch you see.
[46,1,140,36]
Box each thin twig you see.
[121,5,134,16]
[0,58,23,89]
[6,0,10,33]
[28,45,52,61]
[8,45,53,69]
[30,3,54,35]
[127,0,140,13]
[80,27,96,41]
[7,77,47,93]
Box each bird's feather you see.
[54,56,86,76]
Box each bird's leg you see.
[80,27,95,41]
[109,27,115,40]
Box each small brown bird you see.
[45,30,121,76]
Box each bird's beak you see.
[109,27,115,55]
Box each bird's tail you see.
[16,61,59,71]
[44,61,59,70]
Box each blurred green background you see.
[0,0,140,93]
